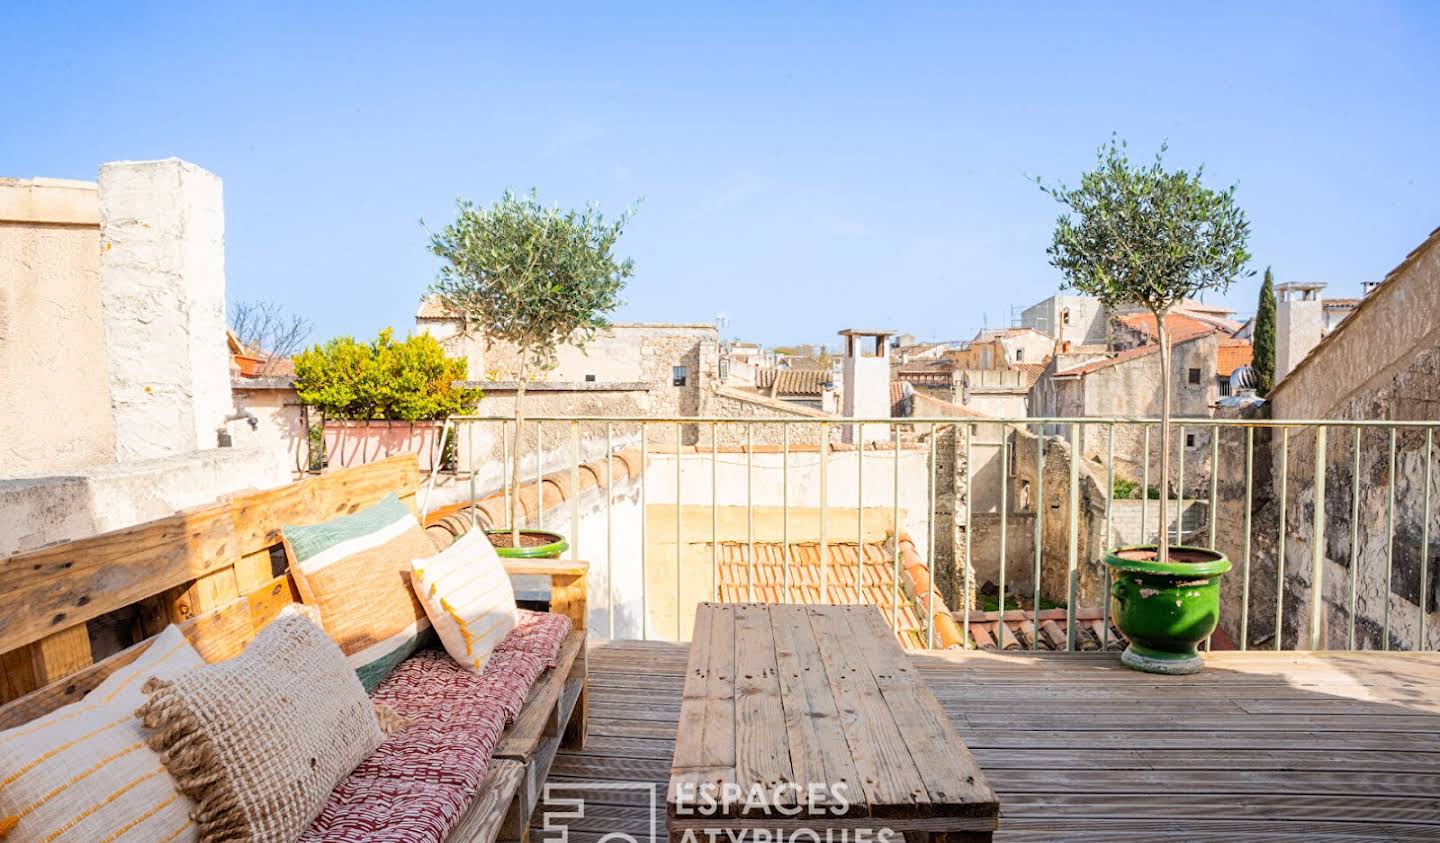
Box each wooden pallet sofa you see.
[0,455,586,843]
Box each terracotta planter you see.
[322,420,447,471]
[486,529,569,559]
[1105,545,1231,675]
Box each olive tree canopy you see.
[428,189,635,541]
[1039,139,1252,563]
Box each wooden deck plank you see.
[550,641,1440,842]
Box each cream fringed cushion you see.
[0,625,202,843]
[136,606,386,843]
[282,493,437,692]
[410,529,518,674]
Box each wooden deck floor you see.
[542,641,1440,842]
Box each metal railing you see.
[415,414,1440,653]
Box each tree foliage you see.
[1039,138,1252,560]
[1253,267,1277,396]
[293,329,478,421]
[427,189,634,538]
[427,189,634,376]
[1038,138,1252,316]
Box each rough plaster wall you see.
[1276,299,1325,382]
[842,352,891,442]
[98,159,232,460]
[0,181,116,473]
[0,446,291,556]
[470,324,717,420]
[229,387,308,476]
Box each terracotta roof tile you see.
[1117,312,1217,340]
[416,295,458,319]
[706,532,963,649]
[1217,338,1253,376]
[772,368,831,395]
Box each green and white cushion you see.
[282,493,436,691]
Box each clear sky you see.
[4,2,1437,348]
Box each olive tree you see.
[429,189,634,544]
[1039,139,1251,563]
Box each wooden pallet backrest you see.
[0,455,421,724]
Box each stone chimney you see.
[838,328,893,443]
[1275,282,1327,382]
[98,159,232,460]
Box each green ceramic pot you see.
[1105,545,1231,675]
[486,529,569,560]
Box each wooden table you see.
[667,603,999,842]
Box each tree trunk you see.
[510,355,528,546]
[1155,308,1172,564]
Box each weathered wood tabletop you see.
[667,603,999,842]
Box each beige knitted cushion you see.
[136,606,386,842]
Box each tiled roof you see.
[897,359,956,375]
[1116,312,1217,340]
[1054,330,1211,379]
[773,368,831,395]
[754,367,777,389]
[961,608,1126,651]
[1217,338,1253,377]
[784,357,827,371]
[708,533,964,649]
[1012,362,1049,385]
[416,295,458,319]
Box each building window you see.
[1219,377,1231,396]
[1015,348,1025,362]
[672,366,688,387]
[1186,433,1196,448]
[584,374,596,383]
[1188,367,1201,385]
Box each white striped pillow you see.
[0,625,202,843]
[409,530,517,673]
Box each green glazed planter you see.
[1105,544,1231,675]
[486,529,569,560]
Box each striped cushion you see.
[283,493,437,692]
[409,529,516,673]
[0,625,201,843]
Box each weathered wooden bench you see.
[0,455,587,843]
[668,603,998,843]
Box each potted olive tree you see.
[428,189,633,558]
[1040,139,1252,674]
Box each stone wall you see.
[1207,229,1440,651]
[0,178,115,475]
[1009,427,1110,610]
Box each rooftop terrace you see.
[547,641,1440,841]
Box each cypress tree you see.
[1253,267,1277,396]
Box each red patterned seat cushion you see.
[302,610,572,842]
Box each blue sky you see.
[4,2,1437,347]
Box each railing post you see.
[1309,425,1327,651]
[571,421,581,561]
[1421,428,1433,652]
[1103,424,1115,649]
[1276,427,1290,651]
[858,429,866,607]
[998,427,1009,623]
[711,422,718,603]
[1385,427,1396,650]
[1066,422,1081,651]
[639,425,647,641]
[1032,423,1044,650]
[927,424,938,648]
[606,423,614,634]
[676,421,683,640]
[820,421,830,600]
[892,423,901,630]
[747,423,756,603]
[963,423,973,648]
[1241,425,1254,650]
[1348,427,1361,650]
[781,423,790,603]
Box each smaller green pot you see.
[1105,545,1231,675]
[486,528,569,559]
